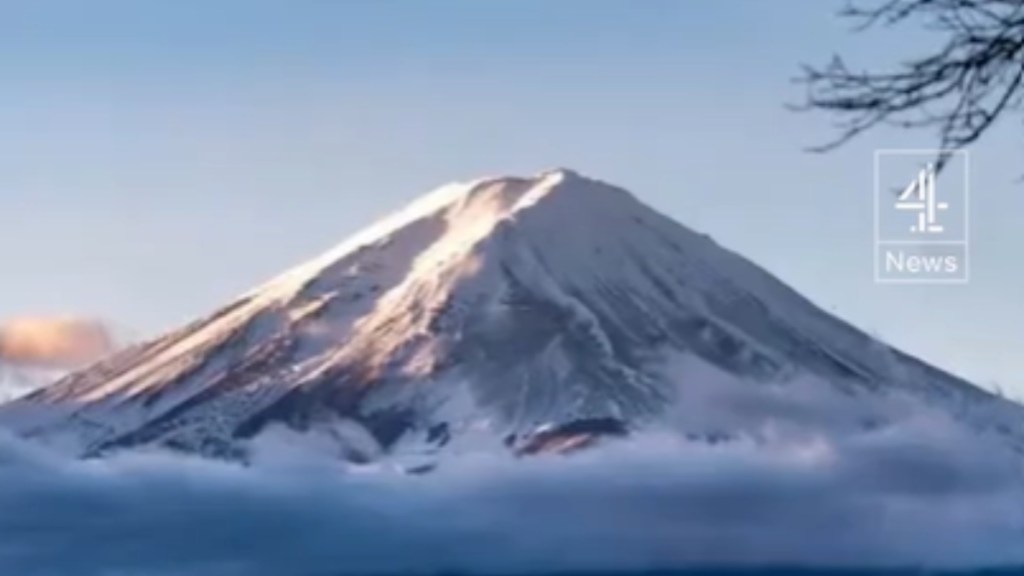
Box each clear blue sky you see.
[2,1,1021,394]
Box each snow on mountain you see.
[0,169,1020,463]
[0,366,61,403]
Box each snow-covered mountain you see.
[1,169,1020,462]
[0,366,60,403]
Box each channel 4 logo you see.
[874,149,969,284]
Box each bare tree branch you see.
[797,0,1024,171]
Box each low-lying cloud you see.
[0,317,115,370]
[0,407,1022,576]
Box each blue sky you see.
[2,1,1021,393]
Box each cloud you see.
[0,409,1023,576]
[0,317,115,370]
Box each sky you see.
[1,0,1021,394]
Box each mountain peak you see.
[538,166,582,180]
[446,167,618,209]
[246,169,640,304]
[3,170,1019,462]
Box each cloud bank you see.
[1,407,1023,576]
[0,317,115,370]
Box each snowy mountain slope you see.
[0,366,60,403]
[0,169,1020,461]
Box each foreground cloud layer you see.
[1,406,1023,576]
[0,317,115,370]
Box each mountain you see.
[0,169,1020,463]
[0,366,59,403]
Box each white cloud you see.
[1,408,1023,576]
[0,317,115,370]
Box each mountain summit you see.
[1,170,1020,461]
